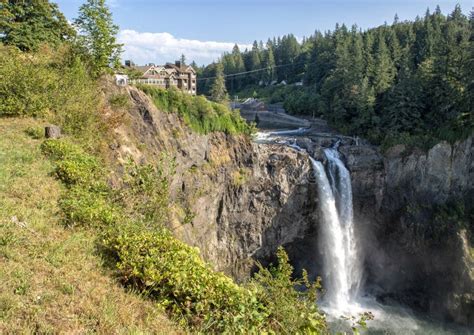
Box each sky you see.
[55,0,473,66]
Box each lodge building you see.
[125,60,197,95]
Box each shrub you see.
[102,223,266,333]
[41,139,114,228]
[41,139,104,188]
[103,224,328,334]
[120,157,175,225]
[24,126,44,139]
[60,186,118,227]
[137,85,255,135]
[0,44,103,143]
[250,247,327,334]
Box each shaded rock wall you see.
[341,139,473,326]
[108,86,318,279]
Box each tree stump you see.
[45,125,61,139]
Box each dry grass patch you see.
[0,118,179,334]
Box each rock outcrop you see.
[108,85,318,279]
[106,82,473,326]
[341,139,474,327]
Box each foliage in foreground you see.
[0,44,105,145]
[0,118,178,334]
[138,85,255,135]
[103,226,327,334]
[41,138,328,334]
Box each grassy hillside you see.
[0,118,179,334]
[0,43,328,334]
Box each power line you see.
[197,61,309,81]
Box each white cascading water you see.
[254,132,470,333]
[310,146,362,311]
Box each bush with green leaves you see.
[24,126,44,140]
[120,157,175,225]
[250,248,327,334]
[138,85,255,135]
[0,44,103,143]
[41,139,116,227]
[59,186,119,227]
[41,139,104,188]
[103,225,327,334]
[102,223,266,332]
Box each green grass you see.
[0,118,179,334]
[138,85,255,135]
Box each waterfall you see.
[310,146,362,311]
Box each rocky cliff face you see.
[108,85,318,279]
[341,139,473,326]
[107,83,473,326]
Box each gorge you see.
[110,85,472,333]
[257,128,472,334]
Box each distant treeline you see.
[197,5,473,148]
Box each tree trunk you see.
[45,125,61,139]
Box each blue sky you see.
[56,0,473,65]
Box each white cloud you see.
[118,30,252,66]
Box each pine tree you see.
[262,44,276,84]
[373,30,395,94]
[383,67,424,133]
[74,0,122,76]
[180,54,186,65]
[349,25,364,82]
[210,62,229,104]
[387,28,402,70]
[0,0,75,51]
[230,44,245,89]
[363,32,376,84]
[249,40,262,83]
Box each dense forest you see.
[198,5,473,148]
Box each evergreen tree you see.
[231,44,245,90]
[74,0,122,76]
[210,61,229,104]
[249,40,262,83]
[363,32,376,84]
[0,0,75,51]
[387,28,402,70]
[262,44,277,84]
[198,5,471,146]
[349,25,364,82]
[373,30,395,94]
[180,54,186,65]
[383,67,424,134]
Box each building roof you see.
[134,65,153,74]
[128,62,196,80]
